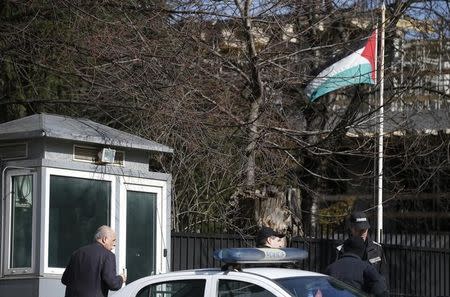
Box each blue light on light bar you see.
[214,248,308,264]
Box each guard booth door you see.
[125,187,157,283]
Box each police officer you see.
[337,211,389,287]
[327,236,388,297]
[255,226,286,248]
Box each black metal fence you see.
[171,232,450,297]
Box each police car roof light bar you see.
[214,248,308,264]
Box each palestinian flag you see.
[305,31,377,102]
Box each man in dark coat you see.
[62,226,126,297]
[327,236,388,297]
[337,211,389,287]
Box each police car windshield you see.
[275,276,369,297]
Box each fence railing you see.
[171,232,450,297]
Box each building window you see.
[10,175,33,268]
[3,170,36,275]
[45,169,115,272]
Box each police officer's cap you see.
[349,211,370,230]
[256,226,285,242]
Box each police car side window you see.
[218,280,277,297]
[136,279,206,297]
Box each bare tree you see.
[1,0,448,234]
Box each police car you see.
[114,248,368,297]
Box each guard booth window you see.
[48,175,111,268]
[10,175,33,268]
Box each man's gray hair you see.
[94,225,113,241]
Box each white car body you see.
[113,267,367,297]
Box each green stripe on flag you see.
[309,64,374,102]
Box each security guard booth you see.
[0,113,172,297]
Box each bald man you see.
[62,226,126,297]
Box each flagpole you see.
[376,1,386,243]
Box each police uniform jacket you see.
[326,252,388,297]
[336,236,389,287]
